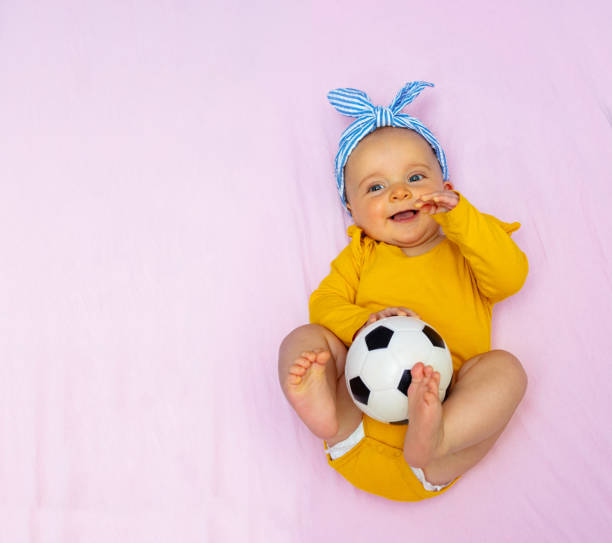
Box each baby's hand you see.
[353,307,420,340]
[414,191,459,214]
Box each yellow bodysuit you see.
[309,191,528,501]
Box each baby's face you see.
[345,127,454,254]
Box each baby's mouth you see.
[391,210,419,221]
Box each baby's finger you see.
[391,307,421,320]
[431,193,459,211]
[415,191,444,204]
[416,192,437,202]
[415,201,434,213]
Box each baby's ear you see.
[443,181,455,191]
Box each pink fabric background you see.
[1,0,611,541]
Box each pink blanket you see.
[1,0,611,540]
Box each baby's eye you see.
[408,174,424,183]
[367,183,384,193]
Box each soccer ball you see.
[345,316,453,425]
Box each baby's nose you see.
[390,184,413,201]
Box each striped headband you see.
[327,81,448,211]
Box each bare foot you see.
[403,362,445,468]
[285,349,339,439]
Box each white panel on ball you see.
[427,346,454,400]
[383,316,424,332]
[387,329,433,367]
[344,346,368,381]
[360,350,403,390]
[368,388,409,422]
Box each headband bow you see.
[327,81,448,211]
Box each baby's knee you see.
[279,324,341,355]
[280,323,329,347]
[490,350,528,395]
[279,324,347,372]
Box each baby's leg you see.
[278,324,362,444]
[403,350,527,485]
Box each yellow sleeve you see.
[309,226,374,346]
[433,191,529,303]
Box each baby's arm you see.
[309,240,374,345]
[425,191,528,303]
[309,244,371,345]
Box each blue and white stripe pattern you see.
[328,81,448,211]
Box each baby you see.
[278,82,528,501]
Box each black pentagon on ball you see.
[422,325,445,348]
[349,376,371,405]
[397,369,412,396]
[365,325,394,350]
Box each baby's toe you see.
[288,374,302,385]
[424,389,439,405]
[314,350,331,365]
[411,362,425,380]
[290,365,307,376]
[294,357,312,369]
[426,375,441,397]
